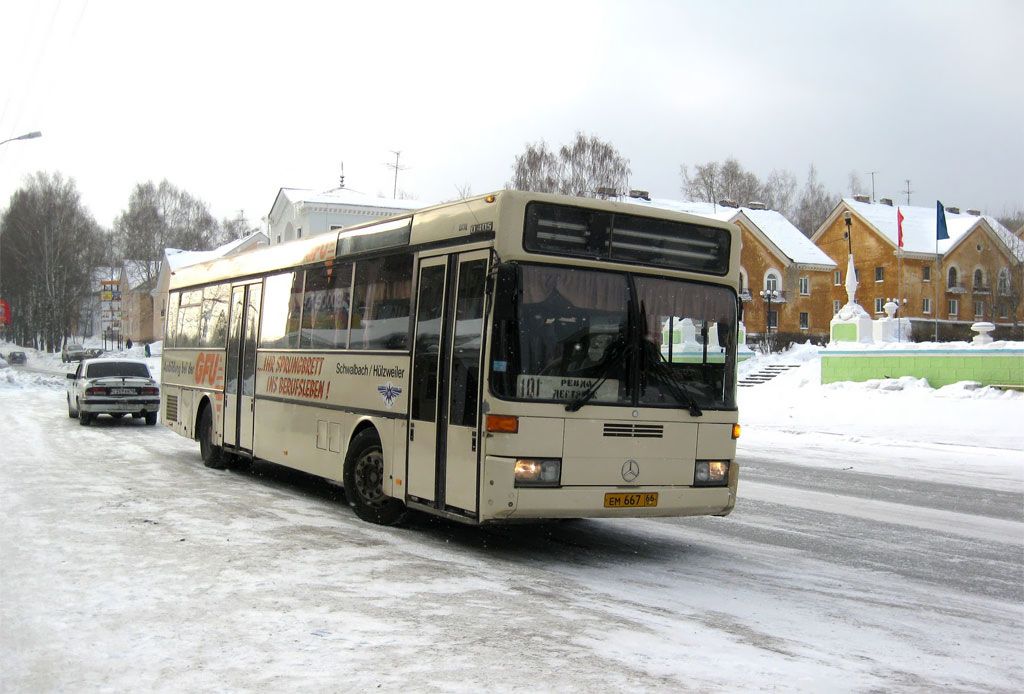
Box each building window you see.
[947,267,958,289]
[948,299,958,317]
[998,268,1010,295]
[833,300,841,314]
[973,268,985,291]
[799,277,810,295]
[833,270,841,285]
[739,268,748,294]
[799,312,809,329]
[923,265,931,282]
[874,298,884,314]
[765,271,780,292]
[923,297,931,314]
[767,310,778,328]
[999,301,1009,319]
[875,267,884,282]
[974,301,984,318]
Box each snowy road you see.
[2,375,1022,692]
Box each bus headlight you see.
[514,458,561,487]
[694,460,730,487]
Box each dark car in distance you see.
[61,343,89,363]
[6,351,27,365]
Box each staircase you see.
[738,363,802,387]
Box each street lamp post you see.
[0,131,42,147]
[759,288,780,351]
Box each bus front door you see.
[407,251,488,516]
[224,282,261,453]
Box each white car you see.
[66,358,160,426]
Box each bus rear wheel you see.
[199,406,227,469]
[343,429,407,526]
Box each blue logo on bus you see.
[377,382,402,408]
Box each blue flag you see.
[936,200,949,241]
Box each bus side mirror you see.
[493,263,518,321]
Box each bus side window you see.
[350,253,413,350]
[260,272,300,349]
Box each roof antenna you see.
[339,161,345,189]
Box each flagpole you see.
[934,233,939,342]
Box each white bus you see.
[162,190,742,525]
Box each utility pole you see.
[385,151,408,199]
[903,179,913,205]
[866,171,879,202]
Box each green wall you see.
[821,351,1024,387]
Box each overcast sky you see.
[1,0,1021,232]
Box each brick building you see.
[812,197,1024,332]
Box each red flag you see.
[0,298,10,325]
[897,208,905,248]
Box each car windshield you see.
[86,362,151,379]
[490,264,737,410]
[67,344,84,351]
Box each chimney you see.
[967,208,981,216]
[717,198,739,208]
[853,194,871,203]
[628,189,651,201]
[746,201,767,210]
[946,205,960,214]
[880,197,893,206]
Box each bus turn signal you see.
[486,414,519,433]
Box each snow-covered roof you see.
[643,199,834,267]
[164,230,267,272]
[278,187,426,211]
[838,199,1022,261]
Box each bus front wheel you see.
[343,429,407,526]
[199,406,227,469]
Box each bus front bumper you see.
[480,456,738,522]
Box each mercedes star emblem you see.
[621,459,640,482]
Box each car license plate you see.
[604,492,658,508]
[110,388,136,395]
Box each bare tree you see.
[764,169,798,218]
[795,164,840,237]
[218,211,261,246]
[680,161,721,203]
[848,170,866,197]
[509,133,630,197]
[114,180,219,285]
[0,172,108,350]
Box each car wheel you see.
[79,411,92,426]
[343,429,407,526]
[67,395,78,419]
[199,406,226,469]
[144,412,157,426]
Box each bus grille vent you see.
[166,395,178,423]
[603,423,663,438]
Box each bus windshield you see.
[490,264,737,410]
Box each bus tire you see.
[199,405,227,469]
[343,429,407,526]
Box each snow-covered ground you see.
[1,340,1021,691]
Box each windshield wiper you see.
[564,338,631,412]
[641,339,704,417]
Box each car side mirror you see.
[66,373,75,379]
